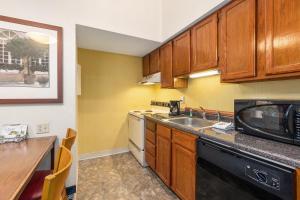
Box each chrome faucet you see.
[189,108,193,117]
[216,111,221,122]
[199,106,206,120]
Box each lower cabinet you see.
[145,119,156,171]
[296,168,300,200]
[145,120,197,200]
[156,124,172,186]
[171,129,197,200]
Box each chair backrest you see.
[53,128,77,173]
[62,128,77,150]
[41,146,72,200]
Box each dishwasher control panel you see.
[245,164,280,190]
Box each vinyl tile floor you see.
[77,152,179,200]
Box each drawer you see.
[157,123,171,140]
[145,140,156,156]
[172,129,198,152]
[146,129,156,144]
[145,152,156,170]
[146,119,156,132]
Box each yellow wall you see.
[78,48,300,155]
[77,48,154,155]
[154,75,300,112]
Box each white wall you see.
[73,0,162,42]
[0,1,77,186]
[161,0,228,40]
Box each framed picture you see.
[0,15,63,104]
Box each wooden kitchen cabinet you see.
[143,55,150,77]
[296,168,300,200]
[160,42,188,89]
[145,119,156,171]
[150,49,160,74]
[219,0,256,81]
[172,129,197,200]
[264,0,300,75]
[173,30,191,77]
[156,124,172,186]
[191,13,218,72]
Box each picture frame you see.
[0,15,63,104]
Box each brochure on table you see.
[0,124,28,143]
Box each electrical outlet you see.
[36,123,49,134]
[180,96,185,103]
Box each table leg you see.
[51,145,55,170]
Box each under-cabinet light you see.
[141,82,155,85]
[189,69,220,79]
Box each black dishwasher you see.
[196,138,295,200]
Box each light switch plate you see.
[36,123,49,134]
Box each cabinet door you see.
[150,49,160,74]
[143,55,150,77]
[160,42,174,88]
[220,0,256,81]
[265,0,300,75]
[173,30,191,77]
[296,168,300,200]
[172,143,196,200]
[191,13,218,72]
[156,134,171,186]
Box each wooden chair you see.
[19,146,72,200]
[62,128,77,150]
[19,129,76,199]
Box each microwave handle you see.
[283,105,294,135]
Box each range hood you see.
[139,72,161,85]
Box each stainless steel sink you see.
[164,117,215,130]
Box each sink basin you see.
[165,117,215,130]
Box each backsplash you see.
[150,100,170,107]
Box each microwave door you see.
[236,104,294,143]
[283,105,295,136]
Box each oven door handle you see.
[283,105,295,135]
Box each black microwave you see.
[234,99,300,145]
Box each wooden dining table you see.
[0,136,56,200]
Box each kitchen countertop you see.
[144,113,300,169]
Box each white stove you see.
[128,109,168,167]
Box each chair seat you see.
[19,170,52,200]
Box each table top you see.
[0,136,56,200]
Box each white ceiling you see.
[76,25,161,57]
[75,1,229,57]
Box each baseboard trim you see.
[79,147,129,161]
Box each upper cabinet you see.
[160,42,174,88]
[191,13,218,72]
[265,0,300,75]
[142,49,159,77]
[142,0,300,83]
[150,49,160,74]
[219,0,256,81]
[160,42,188,89]
[173,30,191,77]
[142,55,150,77]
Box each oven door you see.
[235,102,296,143]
